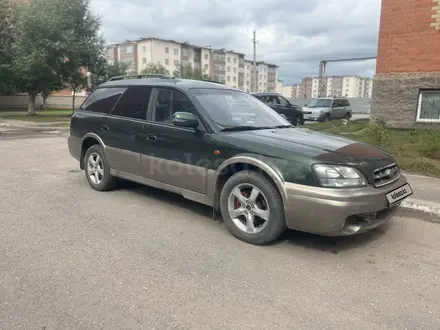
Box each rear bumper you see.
[68,135,81,161]
[282,175,409,236]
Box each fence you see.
[289,98,372,114]
[0,94,87,110]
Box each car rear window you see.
[80,87,126,113]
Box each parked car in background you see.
[303,97,352,122]
[251,92,304,125]
[68,75,412,245]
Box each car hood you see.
[218,127,394,165]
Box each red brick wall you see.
[376,0,440,73]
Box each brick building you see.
[371,0,440,127]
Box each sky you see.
[90,0,381,85]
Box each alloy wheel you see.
[227,183,270,234]
[87,152,104,185]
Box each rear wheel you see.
[344,112,351,120]
[84,145,117,191]
[323,114,330,122]
[220,171,286,245]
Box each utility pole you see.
[252,30,258,92]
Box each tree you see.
[141,62,169,75]
[87,61,129,93]
[11,0,105,115]
[173,62,209,80]
[0,0,18,94]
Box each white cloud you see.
[90,0,381,84]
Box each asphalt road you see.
[1,134,439,329]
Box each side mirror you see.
[172,112,198,128]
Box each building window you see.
[174,60,179,66]
[165,47,169,54]
[142,58,147,64]
[233,86,236,88]
[227,76,230,81]
[233,77,236,82]
[174,48,179,55]
[233,68,236,73]
[165,59,169,65]
[125,46,133,54]
[204,64,208,70]
[227,57,230,62]
[227,67,230,72]
[204,54,208,60]
[234,58,237,64]
[416,90,440,123]
[142,46,146,52]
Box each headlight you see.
[319,110,326,113]
[313,164,368,188]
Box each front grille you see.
[373,163,400,187]
[303,111,312,114]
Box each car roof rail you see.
[201,79,225,85]
[107,74,175,81]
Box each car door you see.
[330,99,341,119]
[140,87,215,195]
[99,86,153,176]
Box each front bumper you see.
[282,175,409,236]
[303,113,326,121]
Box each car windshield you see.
[189,88,291,129]
[307,99,332,108]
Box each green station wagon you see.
[68,75,413,245]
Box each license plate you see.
[304,115,310,120]
[386,183,413,205]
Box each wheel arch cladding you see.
[213,158,286,213]
[80,137,101,170]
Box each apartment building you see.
[242,60,279,93]
[294,75,374,98]
[106,37,279,92]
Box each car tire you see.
[344,113,351,120]
[297,115,304,125]
[84,144,117,191]
[220,170,286,245]
[323,114,330,122]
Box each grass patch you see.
[0,109,72,122]
[307,118,440,178]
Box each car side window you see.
[278,96,289,106]
[267,95,279,105]
[332,100,340,108]
[80,87,126,113]
[343,99,350,107]
[152,89,197,126]
[111,86,152,120]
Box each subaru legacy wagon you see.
[68,75,412,245]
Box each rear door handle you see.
[101,124,109,131]
[139,133,157,141]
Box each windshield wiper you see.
[273,125,293,129]
[221,125,273,132]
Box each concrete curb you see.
[401,198,440,216]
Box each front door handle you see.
[139,133,157,141]
[101,124,109,131]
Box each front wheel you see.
[220,171,286,245]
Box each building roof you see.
[107,37,246,56]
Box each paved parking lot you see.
[1,135,439,329]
